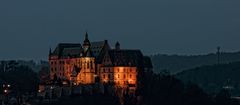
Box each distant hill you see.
[175,61,240,96]
[150,51,240,74]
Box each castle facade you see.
[48,32,152,92]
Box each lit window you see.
[87,61,89,69]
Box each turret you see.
[83,32,91,53]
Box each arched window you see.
[84,61,86,69]
[87,61,89,69]
[90,61,93,69]
[103,74,105,79]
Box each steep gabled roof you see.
[91,41,106,57]
[51,41,109,59]
[108,49,144,67]
[52,43,82,58]
[83,48,94,57]
[62,47,82,58]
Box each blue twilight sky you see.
[0,0,240,60]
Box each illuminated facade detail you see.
[49,32,153,91]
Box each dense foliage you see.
[0,65,39,94]
[176,61,240,96]
[150,52,240,73]
[140,73,239,105]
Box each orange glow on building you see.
[48,32,153,93]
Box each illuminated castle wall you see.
[49,32,153,90]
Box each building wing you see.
[108,50,144,67]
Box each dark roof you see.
[143,56,153,68]
[108,49,144,67]
[83,32,91,47]
[52,43,82,58]
[51,41,108,59]
[83,48,94,57]
[62,47,82,58]
[91,41,106,57]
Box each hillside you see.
[175,61,240,96]
[150,51,240,74]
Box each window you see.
[130,74,132,78]
[108,74,111,79]
[118,74,120,78]
[124,75,126,79]
[84,61,86,69]
[90,61,93,69]
[103,74,105,79]
[87,61,89,69]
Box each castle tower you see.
[83,32,91,53]
[77,32,96,84]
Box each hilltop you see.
[150,51,240,74]
[175,61,240,96]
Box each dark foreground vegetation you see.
[39,73,240,105]
[176,61,240,96]
[151,52,240,73]
[1,62,240,105]
[140,73,239,105]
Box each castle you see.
[48,32,153,92]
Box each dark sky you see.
[0,0,240,60]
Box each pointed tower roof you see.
[83,32,91,46]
